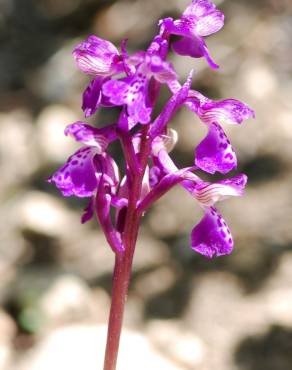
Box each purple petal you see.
[191,207,233,258]
[82,77,113,117]
[193,173,248,206]
[199,99,255,125]
[195,122,237,174]
[127,94,152,124]
[82,78,103,117]
[183,0,217,17]
[73,35,121,76]
[195,11,224,36]
[103,76,152,124]
[65,122,109,151]
[81,198,94,223]
[147,35,169,59]
[102,79,129,105]
[48,148,119,198]
[172,36,219,69]
[183,0,224,36]
[48,147,100,197]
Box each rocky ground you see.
[0,0,292,369]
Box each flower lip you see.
[191,207,233,258]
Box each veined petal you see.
[48,147,100,197]
[195,122,237,174]
[191,207,233,258]
[199,99,255,125]
[65,122,109,152]
[183,0,217,18]
[73,35,121,76]
[195,11,224,36]
[183,1,224,37]
[193,173,247,206]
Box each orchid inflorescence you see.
[49,0,254,259]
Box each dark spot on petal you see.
[225,153,233,160]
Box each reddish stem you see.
[103,169,142,370]
[103,33,170,370]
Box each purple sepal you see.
[73,35,122,76]
[183,0,224,37]
[193,173,247,206]
[82,77,113,117]
[81,198,94,223]
[191,206,233,258]
[199,98,255,125]
[65,122,110,151]
[195,122,237,174]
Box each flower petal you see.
[195,11,224,36]
[172,36,219,69]
[102,79,129,105]
[103,77,152,124]
[73,35,120,76]
[199,98,255,125]
[81,198,94,223]
[82,78,103,117]
[191,207,233,258]
[48,147,100,197]
[183,0,217,18]
[65,122,109,152]
[193,173,247,206]
[195,122,237,174]
[183,0,224,37]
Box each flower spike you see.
[49,4,254,367]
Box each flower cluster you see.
[49,0,254,258]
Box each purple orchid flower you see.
[49,2,254,367]
[159,0,224,68]
[73,36,125,118]
[102,39,177,124]
[187,93,255,174]
[148,142,247,258]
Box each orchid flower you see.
[48,1,254,369]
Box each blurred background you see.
[1,0,292,369]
